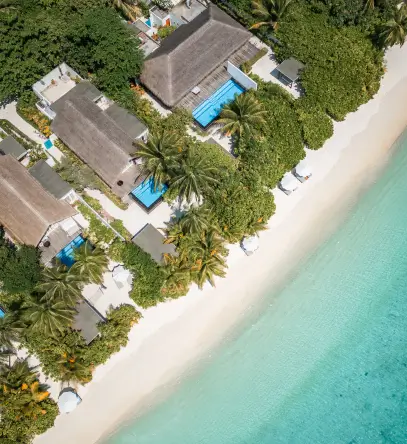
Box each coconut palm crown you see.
[217,94,266,137]
[379,5,407,48]
[133,130,183,190]
[36,265,83,306]
[250,0,294,30]
[170,151,219,203]
[71,241,108,285]
[0,314,24,350]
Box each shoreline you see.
[34,44,407,444]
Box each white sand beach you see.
[34,43,407,444]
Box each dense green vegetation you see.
[0,0,143,103]
[0,359,59,444]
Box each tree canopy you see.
[0,1,143,103]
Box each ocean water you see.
[107,130,407,444]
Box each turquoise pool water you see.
[56,235,85,267]
[0,308,4,318]
[108,129,407,444]
[44,139,53,150]
[145,18,152,27]
[192,79,245,128]
[130,177,167,209]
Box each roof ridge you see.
[64,99,131,160]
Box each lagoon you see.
[107,129,407,444]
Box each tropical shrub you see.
[76,203,117,245]
[295,99,334,150]
[0,359,59,444]
[16,91,52,137]
[275,3,384,120]
[241,47,268,73]
[116,243,166,308]
[157,25,177,39]
[206,172,276,242]
[192,141,238,177]
[0,230,42,295]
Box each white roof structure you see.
[280,173,298,192]
[58,390,81,414]
[241,235,259,254]
[295,160,312,178]
[112,265,132,284]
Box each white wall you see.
[227,62,257,91]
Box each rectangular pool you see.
[56,234,85,267]
[145,18,152,27]
[44,139,53,150]
[0,307,4,318]
[130,177,168,211]
[192,79,245,128]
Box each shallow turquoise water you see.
[108,130,407,444]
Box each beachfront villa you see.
[0,154,84,266]
[140,4,259,128]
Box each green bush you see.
[110,219,132,241]
[193,140,238,178]
[275,3,384,121]
[207,172,276,242]
[76,203,117,246]
[0,230,42,295]
[157,25,177,39]
[295,99,334,150]
[118,243,166,308]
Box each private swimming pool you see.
[44,139,53,150]
[0,307,4,318]
[130,177,168,211]
[192,79,245,128]
[56,234,85,267]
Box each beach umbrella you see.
[280,173,298,192]
[112,265,132,284]
[58,390,81,414]
[295,160,312,180]
[241,235,259,255]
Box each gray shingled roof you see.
[140,4,251,107]
[29,160,72,200]
[132,223,177,264]
[0,136,27,160]
[73,299,105,345]
[276,58,305,82]
[51,82,146,193]
[0,155,76,246]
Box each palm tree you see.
[36,265,83,306]
[112,0,141,21]
[178,206,218,236]
[250,0,294,30]
[161,255,191,297]
[23,296,76,337]
[190,230,228,288]
[171,151,219,203]
[71,241,108,285]
[379,5,407,48]
[217,94,266,137]
[0,359,38,389]
[133,131,183,190]
[0,314,24,350]
[58,353,90,385]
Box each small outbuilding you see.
[275,58,305,87]
[0,136,27,161]
[73,299,105,345]
[294,160,312,183]
[279,172,299,195]
[132,223,177,265]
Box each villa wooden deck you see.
[177,41,260,111]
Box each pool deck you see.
[39,226,82,265]
[178,41,259,111]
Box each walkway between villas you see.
[0,101,64,161]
